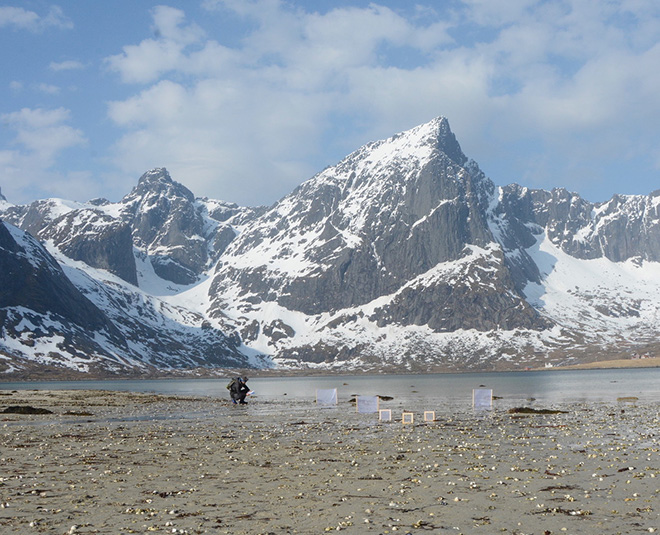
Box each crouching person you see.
[227,376,250,405]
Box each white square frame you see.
[356,395,379,413]
[316,388,338,406]
[472,388,493,409]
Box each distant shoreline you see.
[537,356,660,371]
[2,357,659,383]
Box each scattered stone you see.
[0,389,657,534]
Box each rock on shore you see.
[0,390,658,534]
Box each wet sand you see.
[0,389,658,534]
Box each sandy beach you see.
[0,389,658,535]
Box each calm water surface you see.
[1,368,658,408]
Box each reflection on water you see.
[1,368,658,408]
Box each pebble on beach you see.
[0,389,658,534]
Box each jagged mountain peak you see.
[117,167,258,286]
[0,186,6,202]
[6,116,660,376]
[213,116,496,321]
[88,197,110,207]
[395,115,466,166]
[282,116,479,219]
[123,167,194,204]
[337,116,467,174]
[138,167,173,186]
[0,220,253,377]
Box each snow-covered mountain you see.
[0,173,269,378]
[2,117,660,377]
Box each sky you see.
[1,0,660,208]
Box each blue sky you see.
[2,0,660,207]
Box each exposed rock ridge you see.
[3,117,660,374]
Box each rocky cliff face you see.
[2,117,660,375]
[0,169,264,288]
[0,220,133,376]
[536,189,660,262]
[0,220,261,377]
[120,169,208,285]
[0,221,113,332]
[205,118,660,369]
[0,199,139,286]
[120,168,269,285]
[40,209,138,285]
[494,186,660,264]
[210,117,547,334]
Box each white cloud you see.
[0,108,87,202]
[0,108,99,203]
[151,4,205,44]
[0,6,38,29]
[107,77,325,204]
[49,60,85,71]
[104,2,462,204]
[0,154,100,204]
[100,0,660,205]
[37,83,60,95]
[0,5,72,32]
[105,5,205,84]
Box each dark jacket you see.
[229,378,249,401]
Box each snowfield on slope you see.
[525,231,660,344]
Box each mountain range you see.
[2,116,660,378]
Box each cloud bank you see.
[0,5,72,32]
[102,1,660,205]
[2,1,660,206]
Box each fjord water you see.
[1,368,658,407]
